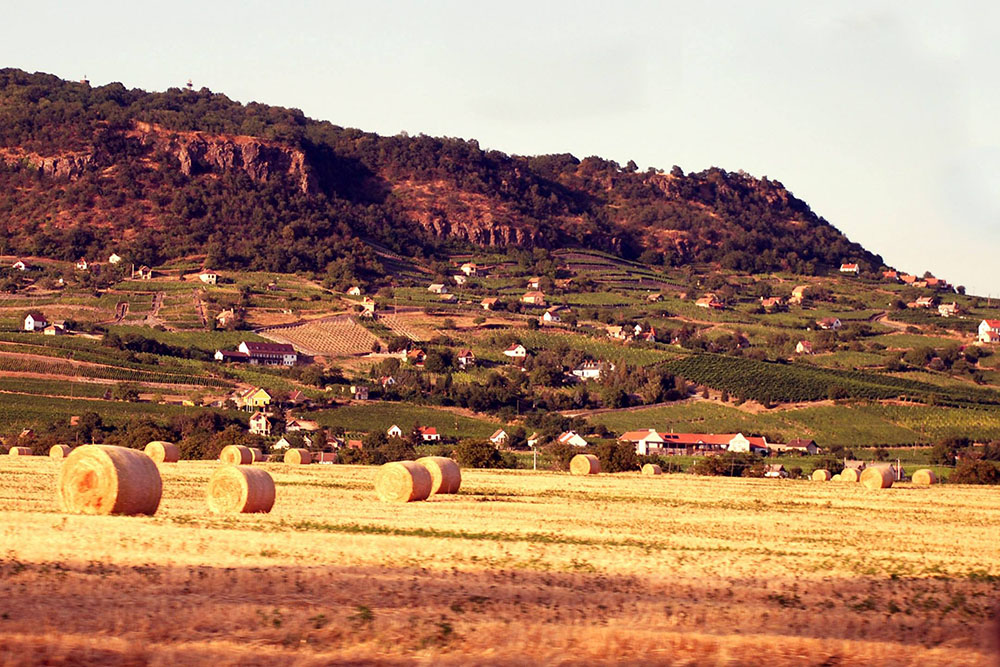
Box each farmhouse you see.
[760,297,784,311]
[216,309,237,328]
[572,360,613,381]
[418,426,441,441]
[771,438,821,455]
[406,348,426,366]
[607,325,629,340]
[439,293,458,303]
[235,387,272,412]
[347,286,362,296]
[489,429,508,446]
[238,341,298,366]
[908,296,934,309]
[938,302,960,317]
[387,424,404,438]
[619,429,668,456]
[457,349,476,369]
[428,283,449,294]
[214,349,250,363]
[23,312,47,331]
[461,262,478,276]
[816,317,841,330]
[522,291,546,306]
[556,431,589,447]
[75,258,88,271]
[135,265,153,280]
[725,433,770,454]
[900,274,917,284]
[286,418,320,432]
[978,319,1000,344]
[542,306,565,323]
[452,274,467,286]
[839,263,859,274]
[882,270,899,281]
[44,322,67,336]
[696,294,724,309]
[199,271,218,285]
[249,412,272,437]
[11,260,27,271]
[503,344,527,360]
[646,293,662,302]
[350,385,369,400]
[795,340,813,355]
[480,297,500,311]
[527,277,542,290]
[108,253,122,265]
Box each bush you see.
[689,452,758,477]
[544,442,577,471]
[950,459,1000,485]
[595,440,639,473]
[453,440,506,468]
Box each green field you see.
[312,402,502,439]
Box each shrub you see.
[453,440,506,468]
[950,459,1000,485]
[545,442,578,471]
[595,440,639,473]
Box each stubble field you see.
[0,458,998,665]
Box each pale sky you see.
[2,1,998,294]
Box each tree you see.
[453,440,506,468]
[950,459,1000,485]
[595,441,639,473]
[112,382,141,402]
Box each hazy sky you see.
[2,1,998,294]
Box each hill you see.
[0,68,881,278]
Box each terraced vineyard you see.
[0,354,231,388]
[261,317,378,356]
[376,313,438,342]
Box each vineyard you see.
[260,317,378,356]
[664,354,1000,406]
[376,313,438,342]
[489,329,681,367]
[0,354,231,388]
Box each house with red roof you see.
[839,263,859,274]
[979,319,1000,343]
[417,426,440,441]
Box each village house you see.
[789,285,808,304]
[452,274,467,286]
[489,429,508,446]
[526,432,540,447]
[108,253,122,265]
[44,322,67,336]
[908,296,934,309]
[75,258,88,271]
[457,349,476,369]
[646,293,662,303]
[350,385,369,400]
[427,283,448,294]
[542,306,565,323]
[360,297,377,318]
[134,265,153,280]
[439,293,458,303]
[572,360,613,381]
[725,433,770,455]
[619,429,668,456]
[816,317,841,330]
[418,426,441,441]
[607,325,629,340]
[503,343,527,360]
[347,286,362,296]
[286,390,307,406]
[11,260,27,271]
[215,308,236,328]
[234,387,272,412]
[938,302,960,317]
[461,262,478,276]
[556,431,589,447]
[696,294,725,309]
[23,312,47,332]
[978,319,1000,344]
[795,340,813,355]
[522,291,546,306]
[760,296,784,311]
[638,326,657,343]
[527,277,542,290]
[387,424,404,438]
[379,375,396,388]
[199,271,218,285]
[215,349,250,363]
[286,418,320,432]
[771,439,821,455]
[882,270,899,281]
[406,348,426,366]
[249,412,272,437]
[900,274,917,284]
[839,263,859,274]
[238,341,298,366]
[481,297,500,311]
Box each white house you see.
[726,433,769,455]
[979,319,1000,344]
[44,322,67,336]
[350,385,369,400]
[286,418,320,432]
[556,431,589,448]
[816,318,841,331]
[795,340,813,355]
[452,274,467,286]
[839,263,860,274]
[503,343,527,360]
[249,412,272,437]
[457,349,476,369]
[347,286,362,296]
[11,260,27,271]
[619,429,667,456]
[461,262,478,276]
[24,312,47,332]
[489,429,508,446]
[108,253,122,265]
[764,464,788,479]
[387,424,404,438]
[417,426,440,441]
[273,436,293,451]
[572,360,613,381]
[199,271,218,285]
[428,283,449,294]
[75,258,89,271]
[542,306,564,323]
[238,341,298,366]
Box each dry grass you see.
[0,458,998,665]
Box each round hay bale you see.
[8,447,32,456]
[840,468,862,483]
[570,453,600,475]
[416,456,462,495]
[144,440,179,464]
[811,469,832,481]
[57,445,161,516]
[831,473,842,481]
[283,448,312,465]
[374,461,432,503]
[219,445,252,465]
[860,466,895,490]
[206,466,275,514]
[641,463,662,476]
[912,468,938,485]
[249,447,265,463]
[49,445,73,459]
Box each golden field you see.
[1,458,999,665]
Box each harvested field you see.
[0,459,998,665]
[260,316,378,356]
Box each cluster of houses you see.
[215,341,298,366]
[618,429,820,457]
[23,312,69,336]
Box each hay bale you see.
[219,445,252,465]
[206,465,275,514]
[912,468,938,485]
[641,463,662,476]
[144,440,179,464]
[860,466,895,490]
[57,445,161,516]
[374,461,432,503]
[8,447,32,456]
[49,445,73,459]
[831,473,842,481]
[570,453,600,475]
[811,469,832,481]
[249,447,265,463]
[416,456,462,494]
[840,467,862,483]
[283,448,312,465]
